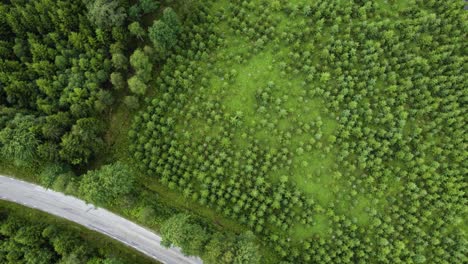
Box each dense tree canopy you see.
[84,0,127,30]
[160,213,260,264]
[148,8,181,51]
[0,113,39,166]
[0,204,131,264]
[79,162,135,206]
[0,0,129,166]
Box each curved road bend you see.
[0,175,202,264]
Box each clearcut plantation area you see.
[129,1,466,262]
[0,0,466,263]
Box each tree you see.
[1,207,128,263]
[40,163,71,189]
[162,8,181,35]
[413,254,427,263]
[128,0,159,19]
[0,114,39,167]
[41,112,71,140]
[124,95,140,109]
[102,258,126,264]
[128,76,147,95]
[138,206,155,223]
[139,0,159,14]
[59,118,105,165]
[79,162,135,206]
[130,49,152,82]
[204,233,234,264]
[94,90,114,112]
[178,0,198,18]
[160,213,210,256]
[234,231,260,264]
[110,72,125,90]
[148,20,177,50]
[128,22,146,40]
[52,173,73,192]
[111,52,128,70]
[85,0,127,30]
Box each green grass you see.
[0,160,41,184]
[291,214,330,240]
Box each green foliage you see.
[130,0,468,263]
[233,232,260,264]
[39,163,73,189]
[160,213,209,256]
[203,232,260,264]
[112,52,128,70]
[159,212,261,263]
[52,172,74,193]
[130,49,153,82]
[0,0,126,166]
[128,48,152,96]
[0,203,138,264]
[85,0,127,30]
[139,0,160,14]
[128,76,148,96]
[79,162,135,206]
[1,0,466,263]
[148,20,173,50]
[162,7,181,34]
[59,118,105,165]
[0,114,39,167]
[110,72,126,90]
[128,22,146,40]
[148,8,181,50]
[123,95,140,110]
[129,0,160,20]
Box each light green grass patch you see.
[290,151,335,204]
[291,214,330,240]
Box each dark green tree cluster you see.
[128,48,153,96]
[149,8,181,52]
[129,0,467,263]
[84,0,127,30]
[79,162,135,207]
[0,206,127,264]
[160,213,260,264]
[0,0,130,166]
[129,0,160,20]
[0,113,39,167]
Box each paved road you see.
[0,175,202,264]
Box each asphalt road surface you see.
[0,175,202,264]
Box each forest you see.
[0,0,467,263]
[0,201,155,264]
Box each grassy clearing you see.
[291,214,330,240]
